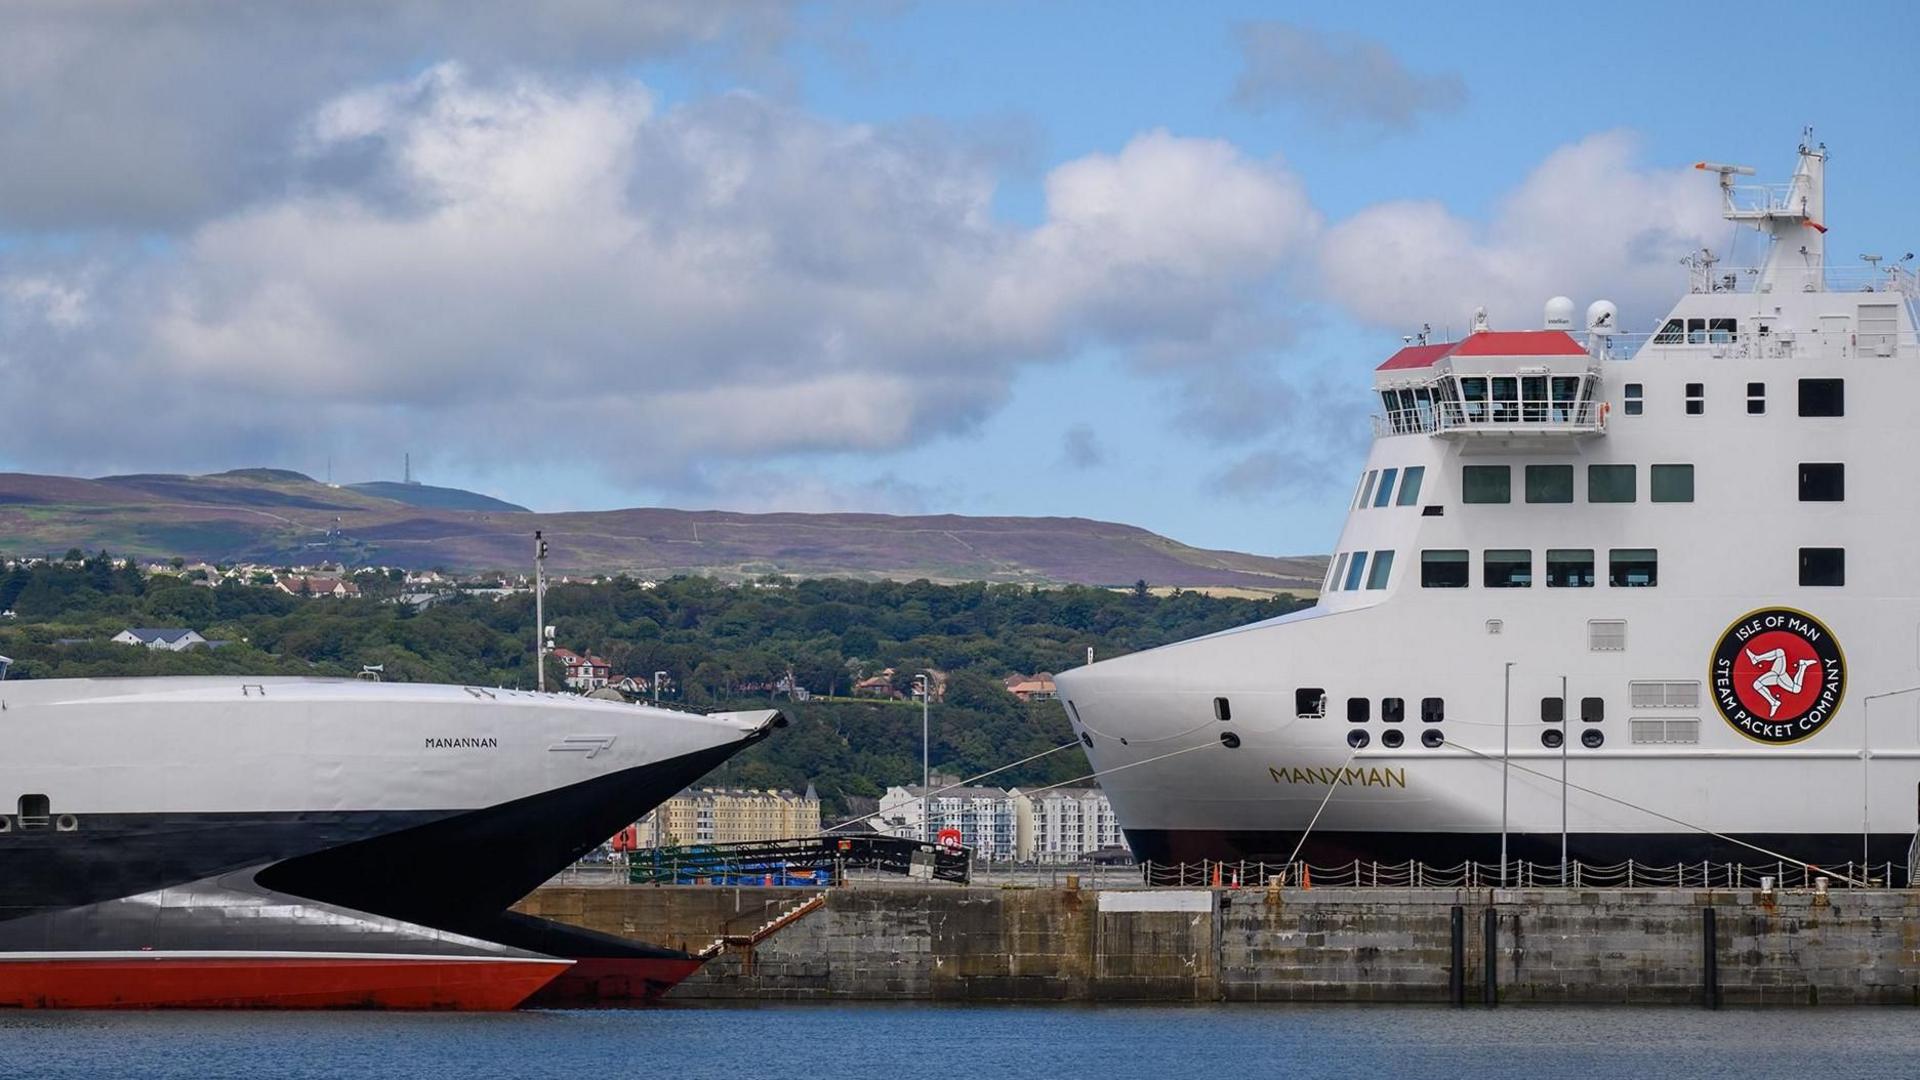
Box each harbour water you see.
[4,1004,1917,1079]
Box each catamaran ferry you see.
[1057,138,1920,873]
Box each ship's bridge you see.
[1372,327,1604,441]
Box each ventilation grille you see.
[1630,680,1701,708]
[1588,619,1627,651]
[1631,718,1699,745]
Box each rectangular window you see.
[1365,550,1395,590]
[1462,465,1511,504]
[1372,468,1399,508]
[1328,552,1349,592]
[1581,697,1605,723]
[1588,619,1627,651]
[1546,548,1595,588]
[1588,464,1636,502]
[1358,470,1378,508]
[1343,552,1369,591]
[1609,548,1658,587]
[1381,698,1405,723]
[1799,378,1844,417]
[1624,383,1644,416]
[1540,697,1564,724]
[1799,547,1845,587]
[1484,549,1532,588]
[1799,463,1844,502]
[1395,465,1425,506]
[1525,464,1573,503]
[1346,697,1369,723]
[1420,549,1468,588]
[1296,688,1326,718]
[1421,697,1444,724]
[1684,382,1704,416]
[1650,464,1694,503]
[1747,381,1766,415]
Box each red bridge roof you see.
[1377,330,1586,371]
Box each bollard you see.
[1449,905,1466,1007]
[1702,907,1719,1010]
[1482,906,1498,1007]
[1065,873,1080,892]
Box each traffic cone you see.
[1211,862,1222,888]
[1302,865,1312,890]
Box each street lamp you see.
[913,673,931,843]
[1862,685,1920,879]
[1500,661,1513,886]
[653,670,668,706]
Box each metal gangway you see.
[621,833,972,886]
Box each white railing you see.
[1373,398,1608,437]
[1599,328,1918,363]
[1688,263,1917,297]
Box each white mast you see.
[1697,131,1827,295]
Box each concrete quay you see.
[517,883,1920,1006]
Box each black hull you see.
[1124,828,1914,875]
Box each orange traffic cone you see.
[1211,862,1222,887]
[1302,865,1312,890]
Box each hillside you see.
[0,469,1324,590]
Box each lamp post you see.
[1501,661,1513,886]
[1559,674,1569,884]
[533,531,548,692]
[914,673,931,843]
[653,670,668,706]
[1861,685,1920,880]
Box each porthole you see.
[55,814,78,832]
[1079,731,1093,749]
[1421,729,1444,749]
[1219,731,1241,750]
[1541,729,1564,749]
[1347,729,1370,749]
[0,816,11,833]
[1381,729,1404,749]
[1581,729,1604,749]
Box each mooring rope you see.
[1446,738,1869,888]
[1283,743,1363,868]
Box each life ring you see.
[1598,401,1611,425]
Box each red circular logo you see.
[1711,608,1845,744]
[1730,629,1824,721]
[936,827,964,856]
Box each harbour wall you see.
[518,884,1920,1005]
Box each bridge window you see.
[1328,553,1349,592]
[1365,550,1395,590]
[1685,383,1704,416]
[1654,318,1684,344]
[1381,698,1405,723]
[1546,549,1595,588]
[1421,697,1444,723]
[1623,383,1643,416]
[1484,549,1532,588]
[1296,688,1326,718]
[1747,382,1766,415]
[1799,463,1844,502]
[1357,470,1379,508]
[1588,464,1636,503]
[1608,548,1658,587]
[1491,376,1519,423]
[1372,468,1398,508]
[1420,550,1468,588]
[1343,552,1369,592]
[1800,547,1845,587]
[1396,466,1426,506]
[1651,464,1694,503]
[1799,378,1844,417]
[1525,464,1573,504]
[1462,465,1510,504]
[1347,697,1369,723]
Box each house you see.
[853,668,901,699]
[1003,672,1058,702]
[551,648,611,691]
[610,674,649,695]
[277,575,361,598]
[112,628,207,652]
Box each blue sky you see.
[0,2,1913,557]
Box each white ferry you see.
[1057,139,1920,874]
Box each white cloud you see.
[1320,131,1725,334]
[1232,22,1465,133]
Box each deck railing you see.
[1373,398,1608,438]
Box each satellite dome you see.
[1586,300,1619,336]
[1544,296,1575,330]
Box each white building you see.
[112,628,207,652]
[1011,787,1130,863]
[875,784,1018,862]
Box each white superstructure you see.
[1056,140,1920,872]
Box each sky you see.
[0,1,1914,557]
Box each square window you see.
[1799,378,1844,417]
[1395,465,1426,506]
[1540,697,1564,724]
[1624,383,1644,416]
[1685,399,1704,416]
[1748,398,1766,415]
[1462,465,1511,504]
[1420,549,1468,588]
[1650,464,1694,503]
[1421,697,1445,723]
[1685,383,1703,396]
[1546,548,1595,587]
[1798,463,1844,502]
[1525,464,1573,503]
[1588,463,1636,503]
[1381,698,1405,723]
[1347,697,1369,723]
[1581,697,1605,723]
[1372,467,1399,508]
[1484,549,1532,588]
[1609,548,1658,587]
[1800,547,1845,587]
[1746,382,1764,396]
[1296,688,1326,718]
[1343,552,1369,591]
[1365,550,1395,590]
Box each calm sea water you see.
[2,1004,1914,1080]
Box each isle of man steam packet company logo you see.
[1711,608,1845,745]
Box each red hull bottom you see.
[521,956,705,1007]
[0,956,571,1010]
